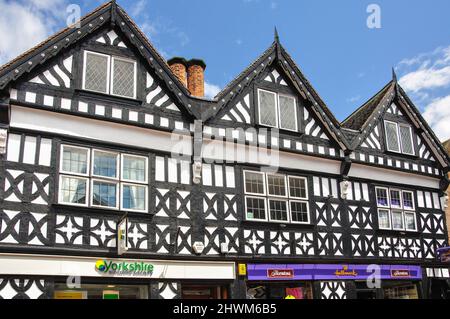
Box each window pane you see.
[244,172,265,194]
[246,197,266,220]
[84,52,108,93]
[62,146,88,174]
[112,59,135,98]
[378,209,391,229]
[289,177,307,199]
[122,184,146,211]
[399,125,414,155]
[60,176,87,204]
[403,191,414,210]
[269,199,288,222]
[390,190,402,208]
[376,188,389,207]
[404,212,416,231]
[279,95,297,131]
[92,181,117,207]
[93,151,117,178]
[267,174,286,197]
[259,90,277,127]
[122,155,146,182]
[392,211,404,229]
[385,122,400,152]
[290,201,309,223]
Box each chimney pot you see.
[167,57,188,87]
[187,59,206,97]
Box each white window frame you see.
[391,210,405,231]
[384,120,401,153]
[58,175,89,207]
[389,188,402,209]
[120,154,149,184]
[404,211,418,232]
[257,89,278,129]
[91,149,120,180]
[402,190,415,211]
[375,186,390,208]
[287,176,308,200]
[289,199,310,224]
[277,94,298,132]
[398,124,415,155]
[267,198,290,223]
[120,182,148,213]
[243,170,266,196]
[60,145,90,177]
[266,173,288,198]
[111,56,137,99]
[377,208,392,230]
[244,196,268,221]
[82,50,111,94]
[90,178,119,210]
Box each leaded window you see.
[258,89,298,131]
[384,120,415,155]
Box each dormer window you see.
[83,50,137,99]
[257,89,298,131]
[384,120,414,155]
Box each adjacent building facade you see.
[0,1,449,299]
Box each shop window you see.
[59,144,148,212]
[53,283,148,299]
[383,283,419,299]
[247,283,313,299]
[375,186,417,231]
[244,170,309,224]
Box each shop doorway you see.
[181,285,228,299]
[246,282,314,299]
[354,281,377,299]
[429,279,450,299]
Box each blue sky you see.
[1,0,450,140]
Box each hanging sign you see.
[437,246,450,263]
[117,215,128,256]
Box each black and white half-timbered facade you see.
[0,1,449,299]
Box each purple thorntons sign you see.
[437,246,450,263]
[247,264,422,281]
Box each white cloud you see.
[204,81,221,99]
[422,95,450,141]
[397,45,450,141]
[0,0,67,66]
[346,95,361,103]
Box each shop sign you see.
[95,259,154,276]
[390,269,411,278]
[334,265,358,277]
[267,269,294,279]
[437,246,450,263]
[117,215,128,256]
[238,264,247,276]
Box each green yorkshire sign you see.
[95,259,154,276]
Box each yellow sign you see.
[54,290,87,299]
[238,263,247,276]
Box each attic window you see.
[257,89,298,131]
[384,120,414,155]
[83,50,136,99]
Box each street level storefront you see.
[245,264,423,299]
[0,253,235,299]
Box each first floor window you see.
[245,197,267,221]
[92,180,118,208]
[392,210,404,230]
[404,212,417,231]
[122,184,147,211]
[61,145,89,175]
[378,209,391,229]
[59,176,87,205]
[290,201,309,223]
[269,199,289,222]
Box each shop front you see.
[0,253,235,299]
[245,263,422,299]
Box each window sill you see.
[52,203,153,218]
[75,89,142,106]
[242,219,314,229]
[376,228,420,236]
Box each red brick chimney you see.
[187,59,206,97]
[167,57,188,88]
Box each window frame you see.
[404,211,418,231]
[277,93,298,132]
[398,123,415,155]
[287,175,308,200]
[384,120,401,153]
[120,182,148,213]
[377,208,392,230]
[257,88,279,129]
[391,210,405,231]
[110,56,137,99]
[389,188,403,209]
[244,195,268,222]
[91,149,120,180]
[90,178,120,210]
[82,50,111,95]
[267,198,290,223]
[402,190,415,211]
[58,175,89,207]
[120,154,149,184]
[375,186,390,208]
[289,199,310,224]
[266,173,288,198]
[60,145,90,177]
[243,170,266,196]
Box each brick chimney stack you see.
[167,57,188,88]
[187,59,206,97]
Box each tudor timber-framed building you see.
[0,1,449,299]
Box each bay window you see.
[375,186,417,231]
[59,145,148,212]
[244,171,309,224]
